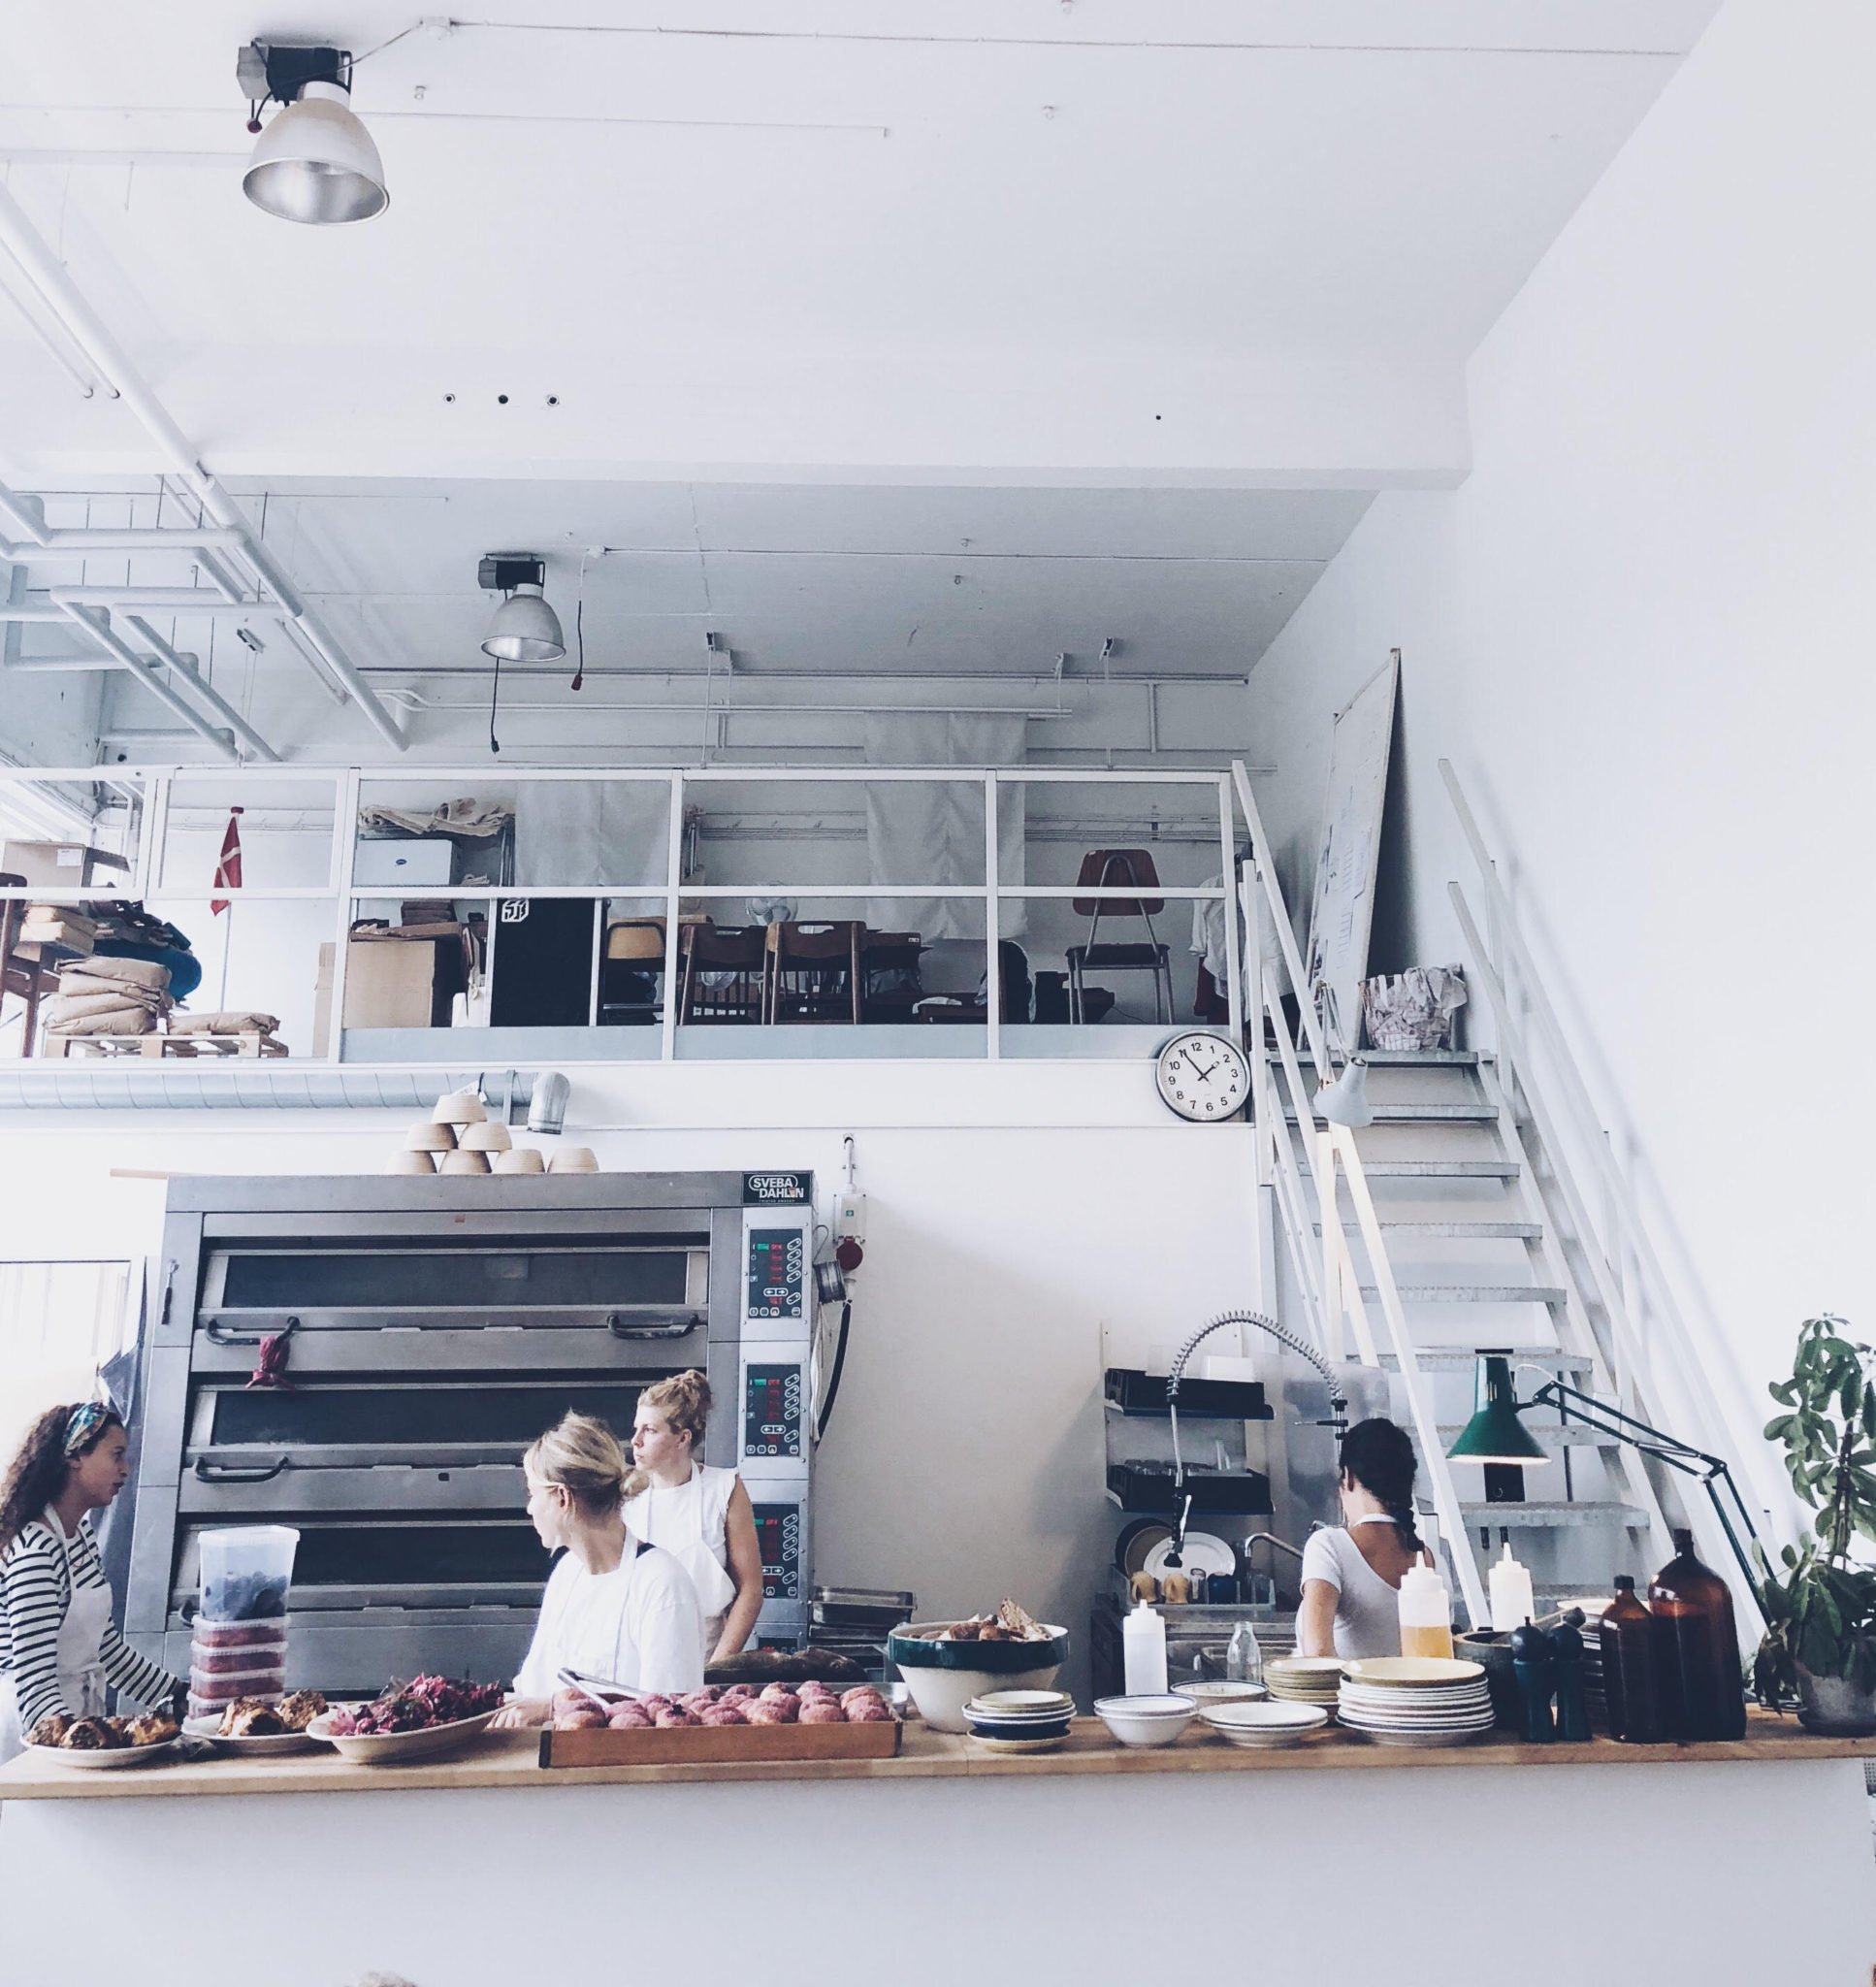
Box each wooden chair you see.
[0,876,51,1057]
[859,931,923,1024]
[764,921,861,1025]
[677,923,766,1025]
[1065,848,1173,1025]
[598,919,666,1026]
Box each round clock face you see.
[1155,1030,1251,1123]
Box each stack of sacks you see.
[169,1011,281,1038]
[17,904,98,956]
[43,954,173,1036]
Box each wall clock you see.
[1154,1031,1251,1123]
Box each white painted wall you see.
[0,1063,1263,1700]
[1245,0,1876,1399]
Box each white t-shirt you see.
[513,1539,705,1700]
[1299,1525,1423,1659]
[623,1464,740,1656]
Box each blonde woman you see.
[625,1371,765,1666]
[491,1413,703,1727]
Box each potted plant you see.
[1755,1315,1876,1733]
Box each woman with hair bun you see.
[491,1412,704,1727]
[0,1401,183,1762]
[1295,1417,1438,1659]
[625,1370,764,1666]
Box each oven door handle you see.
[606,1312,704,1341]
[202,1316,299,1349]
[193,1455,290,1484]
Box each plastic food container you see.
[188,1688,282,1721]
[190,1632,287,1676]
[191,1621,289,1652]
[188,1660,287,1705]
[197,1526,299,1623]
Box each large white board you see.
[1302,654,1398,1056]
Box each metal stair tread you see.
[1358,1283,1567,1305]
[1378,1348,1594,1374]
[1264,1049,1481,1067]
[1433,1422,1609,1448]
[1455,1500,1648,1529]
[1340,1159,1519,1179]
[1316,1219,1541,1239]
[1280,1103,1499,1123]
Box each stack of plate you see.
[1264,1657,1345,1708]
[962,1689,1076,1753]
[1198,1700,1328,1749]
[1337,1657,1496,1747]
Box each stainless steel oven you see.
[125,1173,816,1696]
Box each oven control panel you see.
[752,1499,803,1603]
[742,1359,805,1461]
[744,1225,805,1323]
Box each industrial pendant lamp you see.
[1315,1055,1375,1128]
[478,554,566,663]
[238,44,388,226]
[1446,1352,1549,1504]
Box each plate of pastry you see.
[183,1690,332,1755]
[23,1710,181,1768]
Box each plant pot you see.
[1795,1660,1876,1737]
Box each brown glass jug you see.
[1600,1575,1670,1742]
[1648,1528,1746,1740]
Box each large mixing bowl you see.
[887,1621,1070,1732]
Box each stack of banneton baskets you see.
[385,1090,598,1175]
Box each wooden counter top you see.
[2,1709,1868,1801]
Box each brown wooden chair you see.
[764,921,861,1024]
[598,918,666,1026]
[859,930,923,1024]
[677,924,767,1025]
[1066,848,1173,1025]
[0,876,51,1057]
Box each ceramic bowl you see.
[965,1690,1075,1720]
[1092,1694,1197,1747]
[1198,1700,1329,1748]
[404,1122,456,1153]
[888,1622,1070,1733]
[1184,1680,1268,1708]
[456,1120,512,1153]
[439,1149,490,1174]
[491,1147,545,1174]
[548,1146,598,1173]
[385,1151,436,1174]
[432,1091,486,1126]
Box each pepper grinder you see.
[1508,1621,1556,1742]
[1547,1618,1592,1742]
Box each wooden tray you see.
[540,1717,901,1769]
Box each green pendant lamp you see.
[1445,1353,1549,1464]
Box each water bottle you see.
[1226,1620,1264,1687]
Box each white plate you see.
[1339,1722,1498,1749]
[182,1713,327,1755]
[968,1730,1069,1753]
[307,1706,499,1765]
[1201,1700,1328,1733]
[1342,1657,1484,1687]
[1184,1681,1268,1706]
[21,1737,179,1771]
[1142,1531,1236,1583]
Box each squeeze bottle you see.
[1122,1599,1169,1694]
[1488,1543,1536,1633]
[1397,1562,1454,1661]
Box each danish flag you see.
[210,806,243,915]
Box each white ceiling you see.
[0,3,1719,758]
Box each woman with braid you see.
[0,1402,182,1760]
[1295,1417,1438,1659]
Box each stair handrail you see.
[1232,761,1491,1627]
[1439,759,1799,1553]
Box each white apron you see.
[0,1562,113,1765]
[625,1466,739,1659]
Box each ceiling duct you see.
[0,1067,552,1113]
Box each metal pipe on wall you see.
[123,617,282,765]
[0,182,405,751]
[62,606,243,763]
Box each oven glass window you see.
[218,1247,695,1310]
[292,1523,552,1587]
[208,1383,650,1448]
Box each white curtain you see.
[862,716,1026,939]
[514,782,668,889]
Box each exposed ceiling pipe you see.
[383,689,1079,719]
[0,181,406,751]
[0,1066,547,1111]
[123,616,282,764]
[63,605,242,763]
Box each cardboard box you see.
[1,841,130,890]
[340,937,441,1031]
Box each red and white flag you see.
[210,805,243,915]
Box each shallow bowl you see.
[1093,1694,1197,1747]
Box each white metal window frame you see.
[0,765,1242,1063]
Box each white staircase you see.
[1230,760,1795,1631]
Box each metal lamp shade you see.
[1445,1354,1549,1465]
[1316,1055,1375,1128]
[243,82,388,225]
[481,584,566,663]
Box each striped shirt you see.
[0,1510,179,1730]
